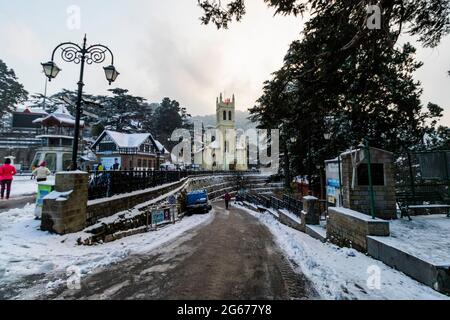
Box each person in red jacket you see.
[0,158,17,200]
[224,192,232,210]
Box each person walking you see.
[112,159,120,171]
[0,158,17,200]
[32,161,51,182]
[224,192,231,210]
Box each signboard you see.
[325,160,342,207]
[151,209,165,226]
[151,206,177,227]
[100,157,121,170]
[34,182,55,219]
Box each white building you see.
[200,93,248,171]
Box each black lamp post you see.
[156,150,162,170]
[41,35,119,170]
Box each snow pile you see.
[234,204,448,300]
[0,204,214,296]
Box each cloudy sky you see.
[0,0,449,125]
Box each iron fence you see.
[242,192,303,217]
[88,170,258,200]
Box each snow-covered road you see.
[0,196,448,300]
[37,203,318,300]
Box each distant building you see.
[91,130,170,170]
[31,106,85,172]
[0,107,49,169]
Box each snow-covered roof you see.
[33,106,85,127]
[105,130,151,148]
[16,107,48,115]
[154,140,170,154]
[339,147,393,157]
[93,130,170,153]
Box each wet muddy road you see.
[48,203,318,300]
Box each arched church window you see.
[229,111,232,121]
[223,110,226,121]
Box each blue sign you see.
[101,157,121,170]
[151,210,165,225]
[327,179,341,188]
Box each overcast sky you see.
[0,0,449,125]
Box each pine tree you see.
[0,59,28,128]
[249,0,444,180]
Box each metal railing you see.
[88,170,259,200]
[242,192,303,217]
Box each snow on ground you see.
[0,203,214,294]
[8,176,55,198]
[234,204,448,300]
[279,209,302,224]
[373,215,450,266]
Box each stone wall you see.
[86,178,188,226]
[278,209,303,232]
[341,148,397,220]
[41,172,88,234]
[41,173,278,234]
[327,207,390,252]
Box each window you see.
[44,153,57,172]
[62,154,72,171]
[49,138,60,147]
[357,164,385,186]
[137,159,142,167]
[223,111,226,121]
[229,111,232,121]
[99,142,117,152]
[61,138,72,146]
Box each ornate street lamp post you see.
[41,35,119,170]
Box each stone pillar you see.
[41,171,88,234]
[301,195,320,225]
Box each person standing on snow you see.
[32,162,51,182]
[112,158,120,171]
[0,158,17,200]
[224,192,232,210]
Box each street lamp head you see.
[41,61,61,81]
[323,133,331,140]
[103,65,119,85]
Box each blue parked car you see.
[186,189,212,215]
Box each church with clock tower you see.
[200,93,248,171]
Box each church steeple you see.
[216,92,236,129]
